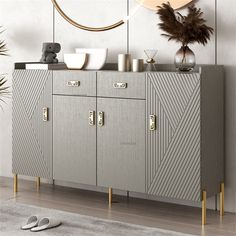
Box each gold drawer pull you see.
[113,82,127,89]
[67,80,80,87]
[98,111,104,127]
[89,110,95,126]
[149,115,156,131]
[43,107,49,122]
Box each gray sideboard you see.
[12,65,224,225]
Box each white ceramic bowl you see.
[75,48,108,70]
[64,53,87,69]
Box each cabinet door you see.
[53,96,96,185]
[97,98,145,193]
[12,70,52,179]
[146,72,201,201]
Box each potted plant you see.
[157,3,214,71]
[0,26,9,107]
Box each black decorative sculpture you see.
[40,42,61,64]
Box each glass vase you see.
[174,46,196,72]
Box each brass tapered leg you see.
[36,177,40,191]
[202,190,207,225]
[108,188,112,207]
[13,174,18,193]
[220,182,224,216]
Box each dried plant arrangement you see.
[157,2,214,46]
[157,2,214,71]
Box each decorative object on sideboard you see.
[157,3,214,72]
[118,54,131,72]
[40,42,61,64]
[64,53,87,70]
[144,49,157,71]
[175,46,195,71]
[25,62,67,70]
[75,48,107,70]
[136,0,194,10]
[132,59,144,72]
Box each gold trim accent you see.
[36,177,41,191]
[109,188,112,207]
[89,111,96,126]
[13,174,18,193]
[98,111,104,127]
[220,182,224,216]
[202,190,207,225]
[43,107,49,122]
[113,82,127,89]
[51,0,125,32]
[149,114,156,131]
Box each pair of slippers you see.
[21,215,61,232]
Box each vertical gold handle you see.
[43,107,49,121]
[89,111,95,126]
[98,111,104,127]
[149,114,156,131]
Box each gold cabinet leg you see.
[108,188,112,207]
[13,174,18,193]
[202,190,207,225]
[36,177,40,191]
[220,182,224,216]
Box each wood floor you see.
[0,177,235,236]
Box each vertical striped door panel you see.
[12,70,52,179]
[146,73,201,201]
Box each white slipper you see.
[30,217,61,232]
[21,215,39,230]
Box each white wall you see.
[217,0,236,213]
[0,0,235,213]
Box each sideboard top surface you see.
[14,63,224,74]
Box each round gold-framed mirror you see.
[51,0,193,32]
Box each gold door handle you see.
[113,82,127,89]
[89,110,95,126]
[149,114,156,131]
[67,80,80,87]
[43,107,49,121]
[98,111,104,127]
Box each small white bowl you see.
[75,48,108,70]
[64,53,87,69]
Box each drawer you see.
[97,72,145,99]
[53,71,96,96]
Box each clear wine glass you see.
[144,49,158,71]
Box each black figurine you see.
[40,42,61,64]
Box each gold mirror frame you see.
[51,0,125,32]
[52,0,194,32]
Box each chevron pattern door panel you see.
[12,70,52,179]
[146,72,201,201]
